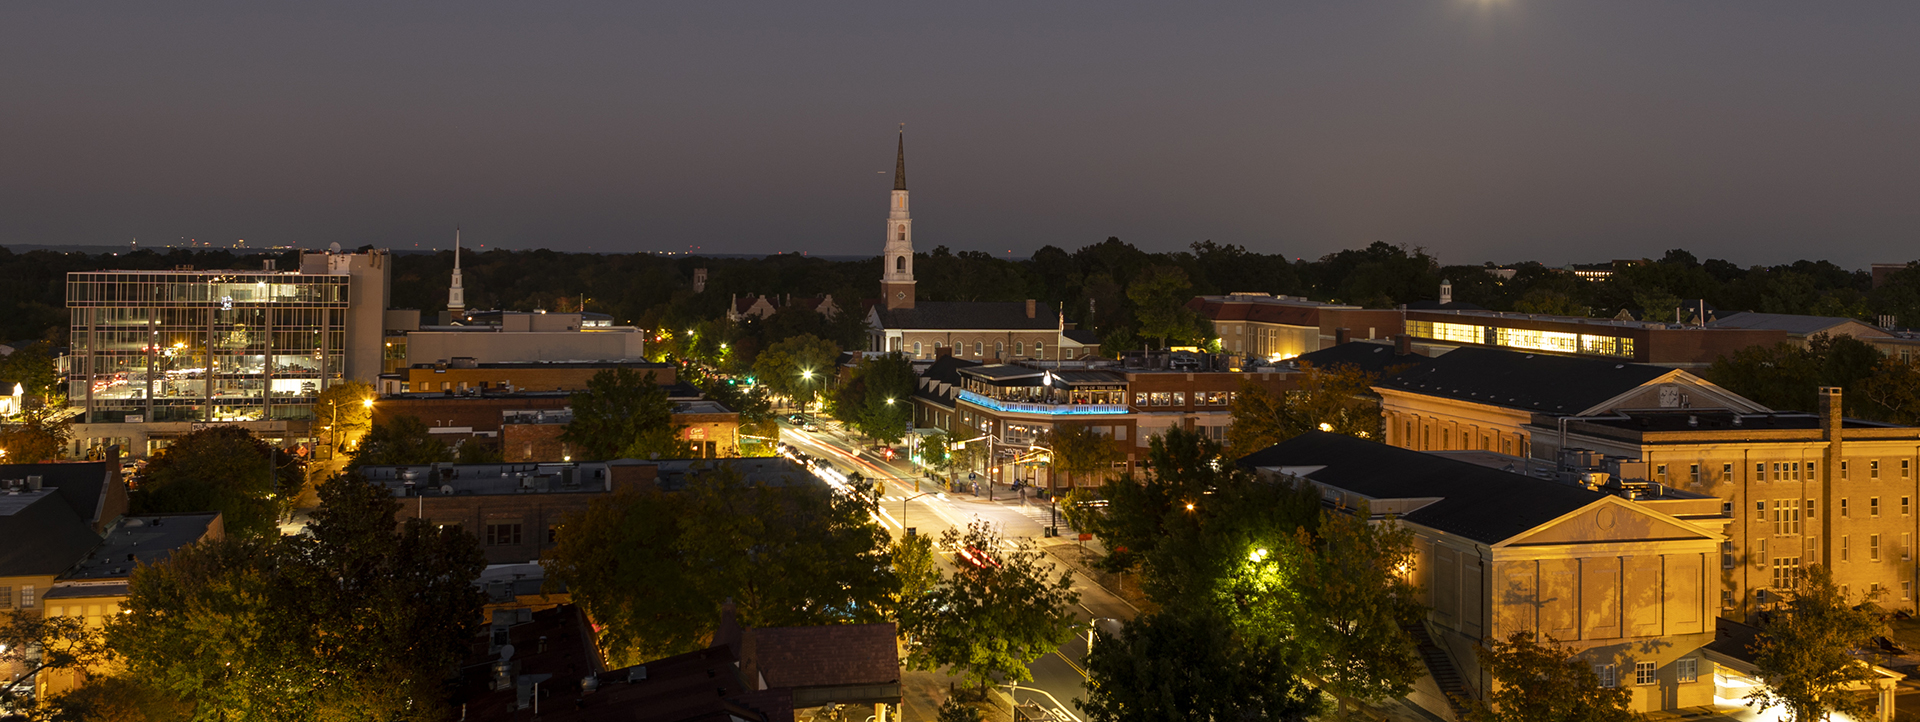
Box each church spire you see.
[893,124,907,191]
[448,226,466,316]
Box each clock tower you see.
[882,127,915,311]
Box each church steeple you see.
[882,126,915,310]
[448,226,466,317]
[893,128,907,191]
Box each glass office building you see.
[66,270,352,423]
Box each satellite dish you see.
[328,242,342,254]
[440,485,454,495]
[499,644,515,661]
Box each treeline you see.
[10,242,1920,353]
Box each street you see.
[779,419,1136,720]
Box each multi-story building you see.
[1187,293,1363,361]
[0,458,128,691]
[500,399,740,462]
[911,351,1292,488]
[371,385,734,461]
[1548,391,1920,620]
[396,311,648,367]
[63,250,391,456]
[1240,432,1728,717]
[380,359,675,396]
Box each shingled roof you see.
[1292,341,1427,376]
[744,623,899,689]
[1237,431,1607,545]
[874,301,1059,331]
[1376,346,1671,415]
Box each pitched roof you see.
[1062,329,1102,345]
[913,355,980,408]
[875,301,1058,331]
[1709,312,1889,338]
[1292,341,1426,376]
[0,461,118,529]
[0,492,102,577]
[746,623,899,688]
[1237,431,1608,545]
[894,130,907,191]
[1375,346,1670,415]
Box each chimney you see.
[1819,385,1843,570]
[1334,327,1351,346]
[1025,299,1036,319]
[1395,334,1412,356]
[1439,279,1452,305]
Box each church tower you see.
[448,227,466,317]
[882,127,915,310]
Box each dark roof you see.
[0,461,118,529]
[1237,432,1608,545]
[1709,312,1885,337]
[960,364,1045,382]
[1573,410,1903,433]
[59,512,221,581]
[1376,346,1670,414]
[875,301,1058,331]
[0,492,102,577]
[1405,300,1485,311]
[913,355,980,407]
[894,130,907,191]
[1703,617,1761,665]
[1293,341,1426,376]
[745,623,899,688]
[1062,329,1102,345]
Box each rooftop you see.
[873,301,1059,331]
[1377,346,1672,414]
[57,512,221,582]
[1708,311,1889,337]
[1239,432,1611,545]
[1571,410,1904,433]
[1290,341,1426,376]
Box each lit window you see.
[19,586,32,609]
[1634,662,1657,686]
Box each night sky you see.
[4,2,1919,267]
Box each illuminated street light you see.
[801,369,813,380]
[1318,422,1333,432]
[1249,547,1269,563]
[885,398,895,405]
[362,398,374,409]
[1185,502,1195,511]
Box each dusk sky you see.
[5,2,1919,268]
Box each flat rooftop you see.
[59,513,220,581]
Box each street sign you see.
[1078,533,1092,541]
[906,528,917,537]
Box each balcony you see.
[958,390,1128,416]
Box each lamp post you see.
[902,491,938,534]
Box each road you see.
[779,420,1137,720]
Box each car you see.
[802,422,821,432]
[955,545,1001,570]
[786,414,805,424]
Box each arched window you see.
[895,256,905,271]
[913,341,922,357]
[897,226,907,241]
[1035,342,1044,359]
[995,341,1005,356]
[973,341,982,356]
[1016,342,1026,356]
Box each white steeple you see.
[882,125,915,310]
[448,226,466,316]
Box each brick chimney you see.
[1026,299,1036,318]
[1819,386,1843,567]
[1335,327,1351,346]
[1395,334,1411,356]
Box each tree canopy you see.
[899,520,1080,690]
[561,367,677,460]
[349,414,454,469]
[1226,362,1385,459]
[751,333,842,409]
[132,426,304,537]
[1746,564,1886,722]
[1462,632,1640,722]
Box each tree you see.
[1127,265,1206,348]
[901,520,1079,690]
[1747,564,1885,722]
[1080,612,1323,722]
[0,405,71,463]
[892,533,940,603]
[833,353,914,444]
[561,368,676,460]
[545,464,896,666]
[36,675,193,722]
[454,438,504,464]
[1462,631,1639,722]
[1283,502,1425,716]
[752,334,842,410]
[921,430,954,477]
[1857,356,1920,425]
[1051,423,1121,491]
[313,380,375,452]
[0,610,111,714]
[348,415,454,469]
[0,341,62,411]
[133,426,303,537]
[936,697,985,722]
[1226,363,1382,459]
[109,474,485,722]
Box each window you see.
[1754,500,1766,521]
[1842,498,1850,517]
[1808,535,1819,564]
[1906,582,1914,601]
[1034,342,1044,358]
[1842,460,1850,479]
[1597,664,1618,688]
[1657,464,1668,481]
[1634,662,1657,686]
[1689,464,1700,483]
[1756,462,1766,481]
[1721,589,1735,609]
[1842,535,1851,562]
[19,586,32,609]
[1721,500,1733,515]
[1721,541,1735,569]
[1774,499,1801,535]
[1871,534,1881,562]
[895,254,905,269]
[1806,498,1816,519]
[1676,658,1699,684]
[1871,460,1881,479]
[1906,496,1912,516]
[1755,538,1766,567]
[1772,557,1801,589]
[995,341,1004,356]
[1722,463,1733,482]
[0,586,9,609]
[913,341,922,356]
[1016,342,1025,356]
[1808,461,1818,481]
[1872,497,1881,517]
[973,342,982,356]
[486,523,523,546]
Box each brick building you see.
[381,360,674,396]
[501,400,741,462]
[363,458,816,565]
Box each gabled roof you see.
[1238,432,1609,545]
[873,302,1058,331]
[1062,329,1102,345]
[1709,312,1890,338]
[1376,347,1671,415]
[913,355,979,408]
[1292,341,1426,376]
[0,492,102,577]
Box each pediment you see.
[1579,371,1769,416]
[1499,497,1717,547]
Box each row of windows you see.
[0,585,32,609]
[1837,533,1911,564]
[912,339,1089,361]
[1595,658,1698,688]
[483,523,564,546]
[1661,458,1912,483]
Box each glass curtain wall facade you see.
[67,271,350,423]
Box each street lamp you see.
[901,491,939,533]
